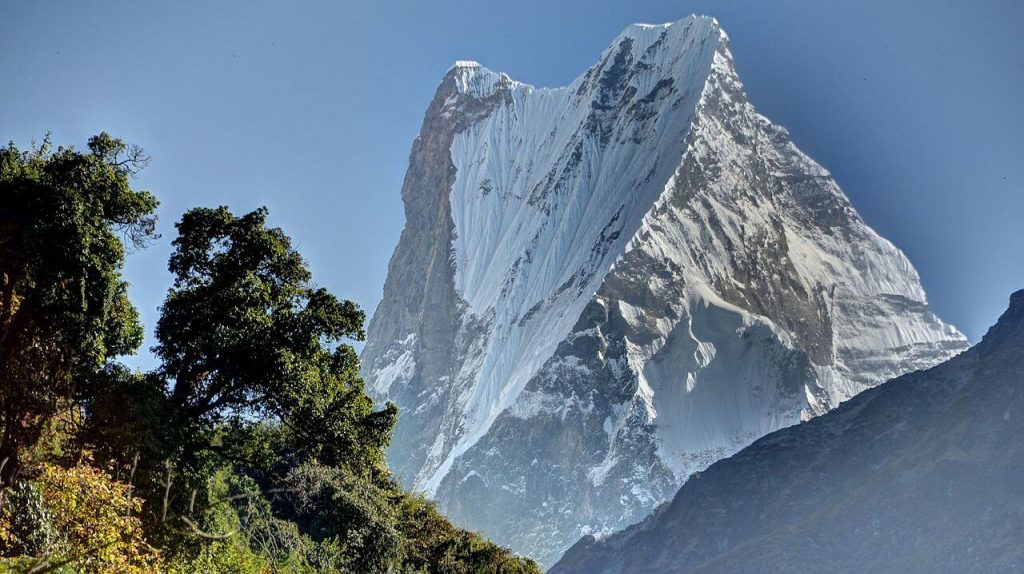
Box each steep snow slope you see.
[361,15,967,566]
[551,290,1024,574]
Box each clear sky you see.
[2,1,1021,369]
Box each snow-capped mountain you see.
[551,289,1024,574]
[361,15,967,566]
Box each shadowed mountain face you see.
[552,290,1024,574]
[361,15,966,566]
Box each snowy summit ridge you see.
[361,15,967,567]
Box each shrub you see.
[0,480,55,557]
[35,460,162,573]
[395,493,542,574]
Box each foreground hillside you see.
[553,289,1024,573]
[0,135,539,573]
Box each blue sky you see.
[2,1,1021,368]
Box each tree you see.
[153,206,396,477]
[145,206,542,572]
[0,133,157,483]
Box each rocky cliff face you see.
[552,290,1024,574]
[361,15,967,566]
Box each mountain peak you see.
[365,15,966,566]
[446,59,524,98]
[610,15,726,55]
[445,14,727,101]
[450,59,482,70]
[619,14,723,38]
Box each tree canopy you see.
[0,133,158,482]
[154,206,396,476]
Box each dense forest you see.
[0,134,540,573]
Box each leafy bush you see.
[162,467,315,573]
[35,460,162,573]
[0,480,55,556]
[281,463,404,573]
[395,492,541,574]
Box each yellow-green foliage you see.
[35,460,162,573]
[166,540,268,574]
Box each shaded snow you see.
[428,16,725,493]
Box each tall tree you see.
[154,206,396,476]
[0,134,157,483]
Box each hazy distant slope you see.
[553,290,1024,573]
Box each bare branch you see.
[175,515,236,540]
[160,461,173,523]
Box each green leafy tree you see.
[146,207,539,572]
[153,206,396,474]
[0,133,157,482]
[281,462,404,573]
